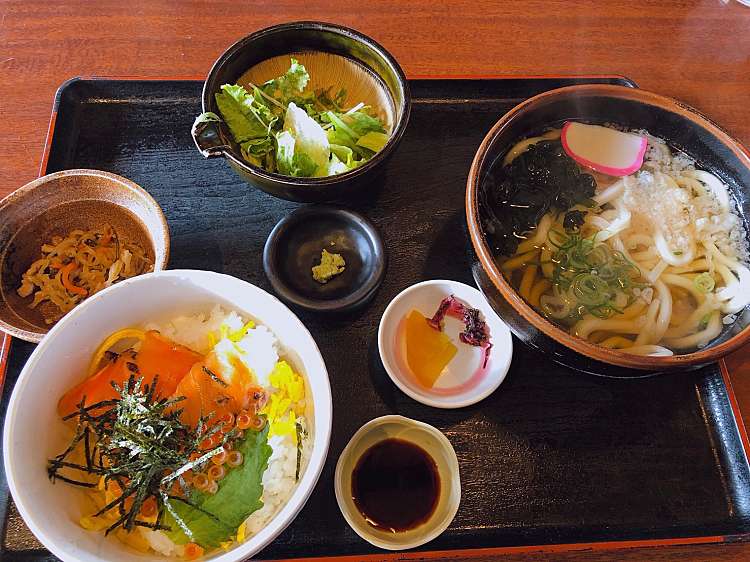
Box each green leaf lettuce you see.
[262,57,310,101]
[200,58,390,177]
[215,84,276,143]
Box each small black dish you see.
[263,206,386,312]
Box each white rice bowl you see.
[3,270,332,562]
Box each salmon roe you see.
[236,411,253,430]
[207,464,226,481]
[184,543,204,559]
[192,473,209,492]
[211,449,228,466]
[227,450,243,468]
[218,412,235,432]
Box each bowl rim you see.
[466,83,750,370]
[2,269,333,562]
[262,204,386,312]
[200,20,412,188]
[333,414,461,550]
[0,168,170,343]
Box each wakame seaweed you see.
[480,140,597,256]
[563,209,588,233]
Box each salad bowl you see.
[192,21,411,203]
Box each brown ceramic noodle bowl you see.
[0,169,169,342]
[466,85,750,373]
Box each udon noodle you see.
[496,128,750,356]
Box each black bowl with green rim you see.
[192,21,411,203]
[262,205,386,313]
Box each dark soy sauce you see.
[351,438,440,532]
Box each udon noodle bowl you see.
[480,126,750,357]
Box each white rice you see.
[138,306,305,556]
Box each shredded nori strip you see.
[202,366,228,387]
[295,421,306,482]
[48,375,226,536]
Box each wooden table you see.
[1,1,750,560]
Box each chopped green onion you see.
[545,229,646,321]
[572,273,610,306]
[587,246,610,268]
[693,272,715,294]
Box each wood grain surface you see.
[1,1,750,560]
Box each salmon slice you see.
[171,345,258,428]
[58,331,202,418]
[171,362,239,428]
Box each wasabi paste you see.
[312,249,345,284]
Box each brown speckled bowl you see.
[0,169,169,342]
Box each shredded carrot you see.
[99,232,112,246]
[184,543,204,559]
[60,262,88,296]
[95,247,111,259]
[50,260,64,270]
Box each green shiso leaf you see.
[164,424,272,548]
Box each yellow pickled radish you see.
[404,309,457,388]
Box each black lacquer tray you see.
[2,76,750,561]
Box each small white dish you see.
[334,415,460,550]
[378,279,512,408]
